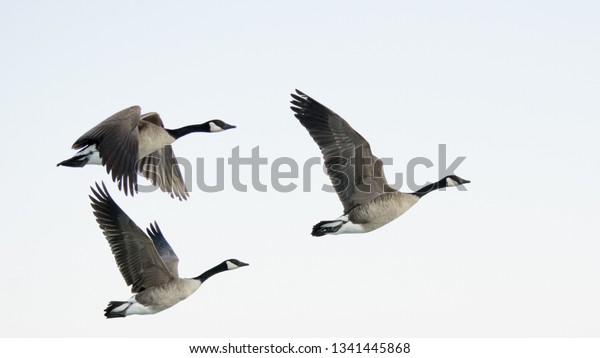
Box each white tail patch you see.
[321,221,342,228]
[330,215,366,234]
[336,221,367,234]
[110,302,130,313]
[86,150,102,165]
[121,296,158,316]
[78,144,102,165]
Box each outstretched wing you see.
[290,90,392,213]
[73,106,141,196]
[146,221,180,277]
[137,146,189,200]
[89,182,175,293]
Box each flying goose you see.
[58,106,236,200]
[290,90,470,236]
[89,182,248,318]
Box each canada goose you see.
[290,90,470,236]
[89,182,248,318]
[58,106,236,200]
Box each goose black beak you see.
[224,124,236,130]
[238,261,249,267]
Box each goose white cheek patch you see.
[446,178,459,187]
[226,261,238,270]
[209,122,223,132]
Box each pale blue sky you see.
[1,0,599,337]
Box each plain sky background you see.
[1,0,599,337]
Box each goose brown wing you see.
[73,106,141,196]
[139,111,164,127]
[89,182,175,293]
[290,90,391,213]
[138,112,189,200]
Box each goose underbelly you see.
[135,279,202,313]
[349,193,420,232]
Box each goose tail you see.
[57,144,100,167]
[104,301,129,319]
[56,155,89,167]
[311,220,344,237]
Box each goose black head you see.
[225,259,249,270]
[444,175,471,187]
[208,120,236,132]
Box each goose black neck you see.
[166,123,211,139]
[194,262,227,283]
[411,178,448,198]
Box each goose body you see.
[59,106,236,200]
[89,182,248,318]
[104,279,202,317]
[290,90,470,236]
